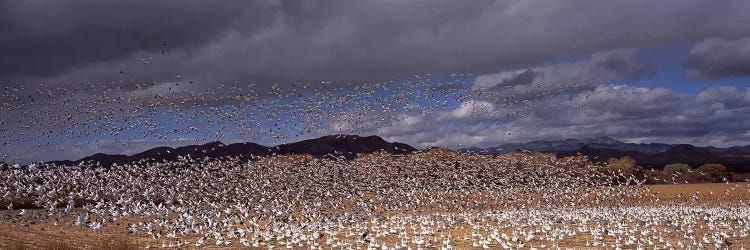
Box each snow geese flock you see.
[1,76,604,164]
[1,151,749,249]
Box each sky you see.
[1,0,750,163]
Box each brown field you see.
[2,182,749,250]
[1,152,748,250]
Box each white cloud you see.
[378,82,750,149]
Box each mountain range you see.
[43,135,416,167]
[463,136,674,154]
[7,135,750,173]
[463,136,750,172]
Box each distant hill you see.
[276,135,415,158]
[464,137,750,172]
[463,136,672,154]
[46,135,416,167]
[729,145,750,152]
[33,135,750,172]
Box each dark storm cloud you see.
[471,49,655,103]
[685,37,750,80]
[0,1,272,81]
[2,0,750,88]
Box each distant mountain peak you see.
[596,135,618,141]
[463,136,669,154]
[204,141,224,147]
[276,134,415,158]
[664,144,706,155]
[45,134,416,167]
[583,136,622,144]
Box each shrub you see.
[607,157,648,184]
[731,172,750,182]
[608,157,639,175]
[697,163,729,182]
[642,169,666,184]
[663,163,690,177]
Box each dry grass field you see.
[1,183,748,249]
[1,152,749,249]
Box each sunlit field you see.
[2,151,749,250]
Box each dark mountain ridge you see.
[14,135,750,173]
[464,136,673,154]
[44,135,416,167]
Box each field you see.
[1,151,749,249]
